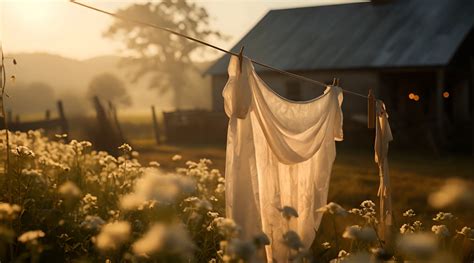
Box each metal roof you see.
[206,0,474,75]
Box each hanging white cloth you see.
[223,55,343,262]
[374,100,393,241]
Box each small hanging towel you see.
[374,100,393,242]
[223,55,343,262]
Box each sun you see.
[4,0,58,26]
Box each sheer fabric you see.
[223,56,343,262]
[375,100,393,241]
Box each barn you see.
[205,0,474,152]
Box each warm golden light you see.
[408,93,415,99]
[443,91,449,98]
[413,95,420,101]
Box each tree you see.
[105,0,225,109]
[87,73,131,107]
[6,82,56,114]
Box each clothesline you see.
[70,0,370,100]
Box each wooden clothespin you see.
[367,89,375,129]
[238,46,245,72]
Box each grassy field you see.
[136,142,474,225]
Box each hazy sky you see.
[0,0,362,60]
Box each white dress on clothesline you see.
[223,56,344,262]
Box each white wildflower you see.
[457,227,474,238]
[431,225,450,237]
[397,233,437,259]
[208,217,240,238]
[316,202,347,216]
[120,169,196,210]
[132,223,194,257]
[338,250,350,258]
[81,215,105,231]
[428,178,474,208]
[400,224,415,234]
[322,242,331,249]
[403,209,416,217]
[118,143,132,153]
[432,212,454,222]
[0,203,21,220]
[14,146,35,158]
[58,181,82,199]
[18,230,45,244]
[279,206,299,220]
[228,239,256,261]
[343,225,377,242]
[253,233,270,248]
[171,154,182,161]
[94,221,131,251]
[282,230,303,250]
[149,161,160,167]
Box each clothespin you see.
[332,77,337,86]
[238,46,245,72]
[367,89,375,129]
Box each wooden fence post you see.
[56,100,68,135]
[108,100,125,143]
[7,110,12,124]
[45,109,51,120]
[151,105,160,145]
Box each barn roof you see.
[206,0,474,75]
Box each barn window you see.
[286,81,302,101]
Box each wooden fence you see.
[162,109,227,144]
[0,100,68,135]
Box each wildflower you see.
[413,221,423,231]
[81,215,105,231]
[282,230,303,250]
[321,242,331,249]
[120,169,196,210]
[14,145,35,158]
[349,201,378,224]
[207,211,219,218]
[361,200,376,208]
[184,197,213,211]
[55,134,68,139]
[228,239,256,261]
[94,221,131,251]
[118,143,132,153]
[172,154,182,161]
[18,230,45,244]
[338,249,350,258]
[81,194,98,215]
[253,233,270,248]
[132,223,194,257]
[343,225,377,242]
[403,209,416,217]
[457,227,474,238]
[208,217,240,238]
[428,178,474,208]
[343,225,362,239]
[316,202,347,216]
[432,212,454,222]
[149,161,160,167]
[58,181,82,199]
[397,233,437,259]
[400,224,415,234]
[278,206,299,220]
[431,225,450,237]
[0,203,21,220]
[371,247,391,260]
